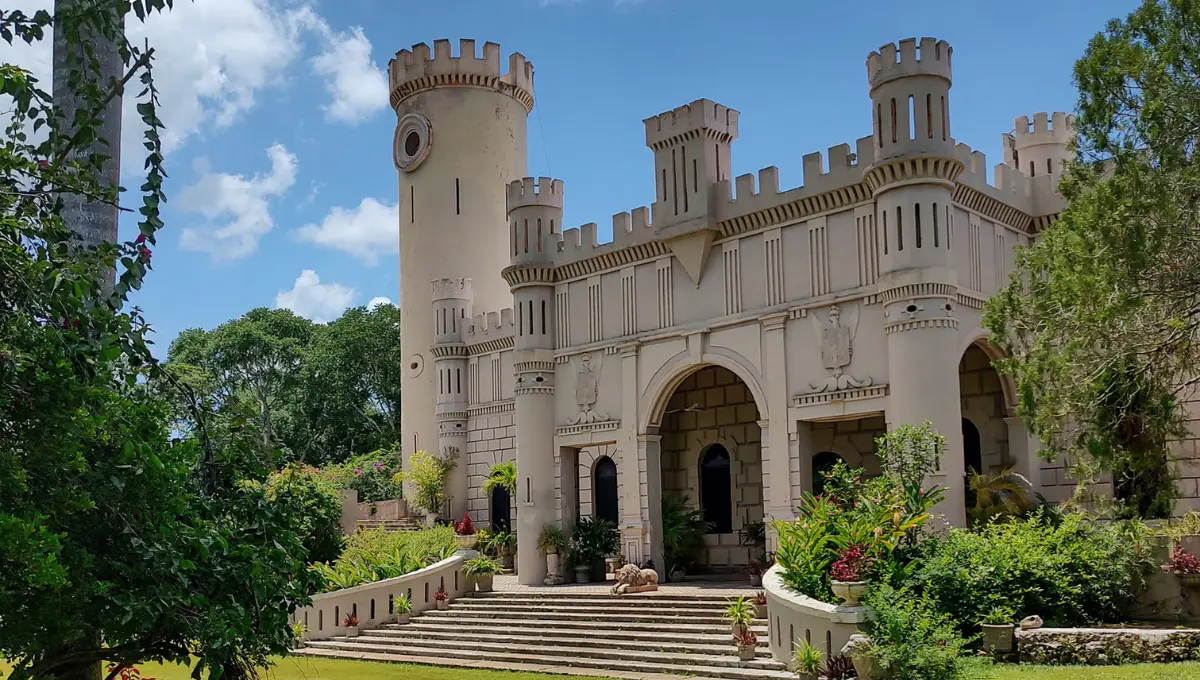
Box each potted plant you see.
[290,620,307,649]
[453,513,477,550]
[829,544,870,606]
[538,525,568,584]
[662,495,710,582]
[393,593,413,624]
[980,605,1016,653]
[724,595,757,639]
[570,516,621,582]
[747,557,766,587]
[1162,547,1200,586]
[734,628,758,662]
[752,590,768,619]
[402,448,458,525]
[342,614,359,638]
[434,584,449,610]
[465,555,502,593]
[793,639,823,680]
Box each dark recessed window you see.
[405,131,421,157]
[700,445,733,534]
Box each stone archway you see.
[958,344,1011,476]
[658,365,764,571]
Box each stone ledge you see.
[1016,627,1200,665]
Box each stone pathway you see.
[492,574,761,598]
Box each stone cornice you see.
[718,184,871,240]
[466,335,514,356]
[954,183,1032,234]
[646,128,734,152]
[501,264,556,289]
[864,157,964,195]
[554,241,668,282]
[390,74,534,113]
[885,317,960,334]
[879,282,957,305]
[430,344,468,358]
[467,400,514,417]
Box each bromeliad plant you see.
[1163,547,1200,576]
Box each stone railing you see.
[762,564,872,665]
[293,554,468,640]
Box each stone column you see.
[760,313,792,526]
[513,355,556,585]
[639,433,665,572]
[618,343,645,564]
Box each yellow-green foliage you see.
[311,526,457,593]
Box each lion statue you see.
[611,563,659,595]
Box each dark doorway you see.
[812,451,846,496]
[594,456,619,524]
[699,445,733,534]
[963,418,982,509]
[490,486,511,533]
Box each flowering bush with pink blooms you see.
[321,447,404,502]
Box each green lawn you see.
[5,657,1200,680]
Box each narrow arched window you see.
[896,206,904,251]
[490,486,511,533]
[1029,161,1035,177]
[594,456,619,524]
[699,445,733,534]
[1047,158,1052,175]
[914,203,922,248]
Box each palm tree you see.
[968,466,1033,525]
[483,460,518,497]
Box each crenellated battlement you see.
[467,307,514,342]
[1012,112,1075,150]
[507,177,564,212]
[866,37,952,91]
[388,39,534,111]
[644,99,739,151]
[431,277,473,302]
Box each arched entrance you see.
[959,342,1015,516]
[593,455,619,524]
[490,487,511,533]
[657,365,764,571]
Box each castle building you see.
[389,37,1197,586]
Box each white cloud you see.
[367,296,393,310]
[293,197,398,265]
[178,143,297,259]
[275,270,356,323]
[311,25,388,124]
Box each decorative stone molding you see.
[864,156,964,195]
[808,304,873,393]
[884,317,960,334]
[501,264,556,289]
[793,384,889,408]
[879,281,957,305]
[393,113,432,172]
[467,400,514,416]
[565,352,608,425]
[556,420,621,437]
[430,344,468,358]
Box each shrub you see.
[570,516,620,567]
[403,448,460,514]
[863,583,979,680]
[311,526,457,592]
[537,525,568,555]
[661,494,711,575]
[1163,547,1200,576]
[464,555,503,576]
[914,510,1146,628]
[333,447,405,503]
[266,463,345,564]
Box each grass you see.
[6,656,1200,680]
[986,662,1200,679]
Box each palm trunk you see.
[53,0,124,300]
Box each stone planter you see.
[831,580,869,606]
[749,573,762,587]
[731,622,750,639]
[454,534,476,550]
[475,573,495,593]
[736,644,757,661]
[1181,573,1200,588]
[606,556,622,575]
[436,599,448,610]
[670,570,686,583]
[395,613,411,625]
[344,626,359,638]
[425,511,438,527]
[982,623,1015,653]
[575,564,591,584]
[544,553,563,585]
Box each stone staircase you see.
[354,518,422,532]
[295,591,790,679]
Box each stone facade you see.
[389,36,1200,585]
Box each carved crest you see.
[566,352,608,425]
[808,303,873,393]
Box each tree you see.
[482,460,518,498]
[0,4,321,679]
[984,0,1200,518]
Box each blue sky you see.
[6,0,1139,357]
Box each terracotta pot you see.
[831,580,869,606]
[475,573,495,592]
[737,644,757,661]
[395,613,411,624]
[981,623,1014,653]
[436,599,448,610]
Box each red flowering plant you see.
[453,512,476,536]
[1162,547,1200,576]
[830,545,871,582]
[734,628,758,647]
[434,584,449,601]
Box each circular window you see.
[393,113,432,172]
[407,354,424,378]
[906,304,919,314]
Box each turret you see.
[503,176,563,585]
[643,99,739,236]
[1003,112,1075,179]
[867,38,954,164]
[389,38,532,510]
[431,277,472,516]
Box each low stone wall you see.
[338,489,409,535]
[762,564,871,665]
[293,554,467,640]
[1017,627,1200,665]
[1132,534,1200,624]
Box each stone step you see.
[298,642,793,680]
[474,592,756,604]
[449,600,742,617]
[368,627,771,654]
[341,634,778,667]
[376,622,769,647]
[396,615,768,635]
[421,607,731,625]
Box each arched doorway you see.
[593,456,619,524]
[656,365,764,569]
[812,451,846,496]
[490,486,511,534]
[699,445,733,534]
[962,418,982,475]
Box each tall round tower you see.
[1003,112,1076,180]
[865,38,968,525]
[388,39,533,501]
[503,176,562,585]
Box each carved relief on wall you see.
[566,352,609,425]
[808,303,874,393]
